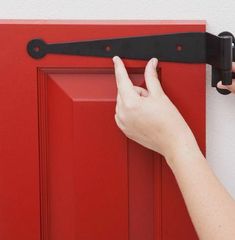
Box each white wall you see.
[1,0,235,197]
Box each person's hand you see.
[112,56,200,166]
[217,62,235,93]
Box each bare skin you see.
[112,56,235,240]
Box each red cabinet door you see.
[0,20,205,240]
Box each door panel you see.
[0,20,205,240]
[45,70,130,240]
[39,69,157,240]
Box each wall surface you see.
[1,0,235,197]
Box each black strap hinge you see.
[27,31,235,95]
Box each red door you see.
[0,20,205,240]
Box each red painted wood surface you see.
[0,20,206,240]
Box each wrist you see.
[165,132,204,171]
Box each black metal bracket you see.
[27,31,235,95]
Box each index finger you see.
[112,56,137,99]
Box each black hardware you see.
[27,31,235,95]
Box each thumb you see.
[144,58,164,96]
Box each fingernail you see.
[152,58,158,67]
[112,56,118,63]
